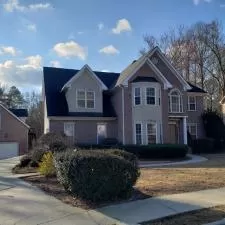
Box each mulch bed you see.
[22,175,150,209]
[142,205,225,225]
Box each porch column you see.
[183,117,187,145]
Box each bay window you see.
[134,87,141,105]
[147,122,157,144]
[146,87,156,105]
[135,123,142,144]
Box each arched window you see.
[169,89,183,113]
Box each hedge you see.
[192,138,218,154]
[122,144,188,159]
[54,149,139,202]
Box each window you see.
[135,123,142,145]
[77,90,85,108]
[134,87,141,105]
[147,122,157,144]
[146,87,156,105]
[86,91,95,108]
[64,122,74,137]
[187,123,197,139]
[77,90,95,109]
[169,89,183,113]
[188,96,196,111]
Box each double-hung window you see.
[135,123,142,145]
[187,123,197,139]
[134,87,141,106]
[146,87,156,105]
[188,96,196,111]
[77,90,95,109]
[147,122,157,144]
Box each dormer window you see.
[169,89,183,113]
[77,89,95,109]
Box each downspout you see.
[121,85,125,145]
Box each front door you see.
[97,124,107,144]
[168,123,179,144]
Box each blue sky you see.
[0,0,224,91]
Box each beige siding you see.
[50,120,117,145]
[187,95,205,138]
[65,70,103,113]
[131,82,162,144]
[0,106,28,155]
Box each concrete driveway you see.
[0,157,123,225]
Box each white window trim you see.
[169,88,183,113]
[134,122,143,145]
[76,89,95,109]
[133,87,141,106]
[187,123,198,139]
[146,122,157,144]
[64,122,75,137]
[188,96,197,111]
[145,87,156,106]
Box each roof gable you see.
[61,65,108,92]
[0,104,29,128]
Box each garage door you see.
[0,143,19,159]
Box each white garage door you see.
[0,143,19,159]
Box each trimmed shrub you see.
[101,138,119,146]
[122,144,188,159]
[106,149,138,167]
[54,149,77,190]
[29,160,39,168]
[55,150,139,202]
[38,132,67,150]
[38,152,56,177]
[19,155,31,167]
[192,138,215,154]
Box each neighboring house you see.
[0,104,29,159]
[43,47,206,146]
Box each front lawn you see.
[136,153,225,197]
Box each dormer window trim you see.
[76,89,95,109]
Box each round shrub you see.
[106,149,138,168]
[38,132,67,150]
[29,146,46,163]
[56,150,139,202]
[29,160,39,168]
[49,140,67,153]
[19,155,31,167]
[39,152,56,177]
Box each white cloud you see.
[0,46,18,56]
[3,0,52,12]
[26,23,37,32]
[99,45,120,55]
[112,19,132,34]
[101,69,110,72]
[77,31,84,35]
[50,60,61,68]
[193,0,212,5]
[98,23,104,30]
[53,41,87,60]
[0,55,42,89]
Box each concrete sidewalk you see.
[96,187,225,225]
[0,157,124,225]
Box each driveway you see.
[0,157,123,225]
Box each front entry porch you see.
[168,116,187,145]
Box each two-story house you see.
[43,47,206,145]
